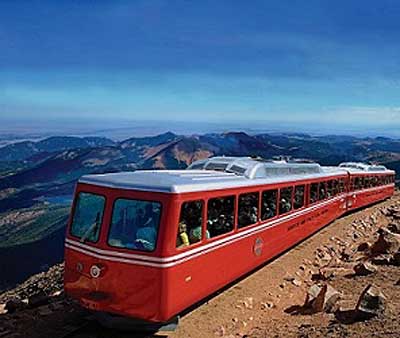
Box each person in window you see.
[262,204,274,219]
[294,190,304,208]
[250,206,258,223]
[135,204,159,250]
[135,223,157,251]
[189,224,210,243]
[280,198,291,213]
[176,221,190,248]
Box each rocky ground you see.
[0,192,399,338]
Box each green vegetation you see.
[0,204,70,248]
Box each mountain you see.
[0,136,116,162]
[0,131,399,214]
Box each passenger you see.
[250,206,258,223]
[262,205,274,219]
[238,212,251,227]
[280,198,291,213]
[214,214,226,235]
[135,205,159,251]
[294,191,303,207]
[176,222,190,248]
[135,225,157,250]
[189,224,210,243]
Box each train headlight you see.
[90,265,102,278]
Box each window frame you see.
[293,184,305,210]
[261,188,279,222]
[69,191,107,244]
[107,196,163,253]
[176,199,205,249]
[309,182,319,204]
[237,191,260,229]
[206,195,236,240]
[278,185,294,215]
[318,181,328,200]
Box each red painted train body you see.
[63,157,395,323]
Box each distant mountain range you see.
[1,131,400,212]
[0,130,399,291]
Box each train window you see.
[355,177,360,189]
[176,200,205,248]
[340,178,346,193]
[238,192,259,228]
[279,187,293,214]
[350,178,355,191]
[70,192,105,243]
[332,180,339,195]
[108,199,161,252]
[261,189,278,220]
[294,185,305,209]
[310,183,319,203]
[326,180,334,198]
[318,182,327,200]
[207,196,235,238]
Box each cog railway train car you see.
[64,157,395,326]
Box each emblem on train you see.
[253,237,264,256]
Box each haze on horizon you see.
[1,0,400,136]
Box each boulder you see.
[28,291,49,308]
[391,250,400,266]
[353,261,377,276]
[292,279,302,287]
[0,303,7,315]
[387,222,400,234]
[243,297,253,309]
[356,284,385,318]
[357,242,370,252]
[5,298,27,313]
[304,284,341,313]
[370,228,400,256]
[371,254,393,265]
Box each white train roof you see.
[79,157,354,193]
[338,162,394,174]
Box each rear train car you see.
[63,157,395,324]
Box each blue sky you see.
[1,0,400,133]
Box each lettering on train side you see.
[287,208,329,231]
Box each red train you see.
[63,157,395,327]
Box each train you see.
[63,157,395,328]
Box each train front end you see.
[64,177,173,324]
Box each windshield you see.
[70,192,105,243]
[108,198,162,252]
